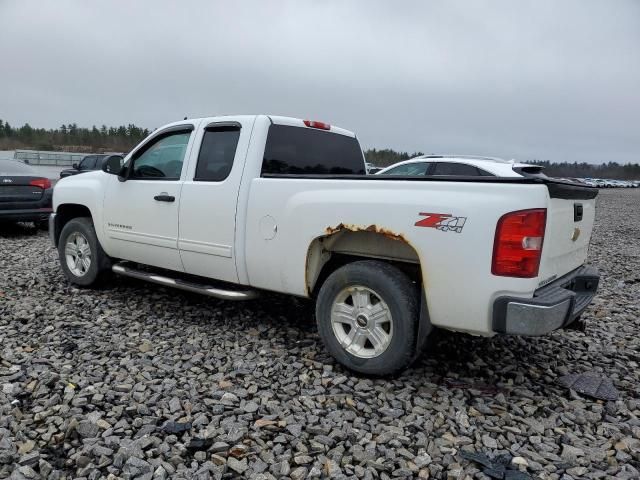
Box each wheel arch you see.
[306,226,421,294]
[52,203,94,247]
[305,226,432,357]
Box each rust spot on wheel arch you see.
[324,223,408,243]
[311,223,427,294]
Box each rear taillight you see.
[492,208,546,278]
[303,120,331,130]
[29,178,52,189]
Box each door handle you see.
[154,194,175,202]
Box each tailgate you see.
[537,181,597,285]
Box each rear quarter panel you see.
[245,178,550,335]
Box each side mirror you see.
[102,156,124,176]
[117,165,129,182]
[72,163,79,169]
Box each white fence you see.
[14,150,94,166]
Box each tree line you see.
[0,119,150,153]
[0,120,637,178]
[364,148,425,168]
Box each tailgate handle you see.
[574,203,583,222]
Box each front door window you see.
[131,131,191,180]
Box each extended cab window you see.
[384,162,430,175]
[194,126,241,182]
[262,124,365,175]
[131,131,191,180]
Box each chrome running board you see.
[112,262,258,301]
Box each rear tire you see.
[58,217,110,287]
[315,260,419,376]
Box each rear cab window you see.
[262,124,365,175]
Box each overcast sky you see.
[1,0,638,163]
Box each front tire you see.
[315,260,419,376]
[58,217,110,287]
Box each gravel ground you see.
[0,189,638,480]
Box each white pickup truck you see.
[50,115,600,375]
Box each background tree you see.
[365,148,425,167]
[0,120,152,153]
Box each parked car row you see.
[573,178,639,188]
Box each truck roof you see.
[267,116,356,138]
[159,115,356,138]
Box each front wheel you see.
[58,217,110,287]
[315,260,419,376]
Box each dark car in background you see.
[59,154,124,178]
[0,160,53,227]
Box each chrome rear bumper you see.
[492,265,600,336]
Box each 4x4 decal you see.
[415,213,467,233]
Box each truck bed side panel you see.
[245,178,550,335]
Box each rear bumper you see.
[492,265,600,336]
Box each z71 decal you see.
[415,213,467,233]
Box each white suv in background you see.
[376,155,541,178]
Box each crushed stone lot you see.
[0,189,639,480]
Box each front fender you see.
[53,172,107,248]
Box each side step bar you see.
[112,262,258,301]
